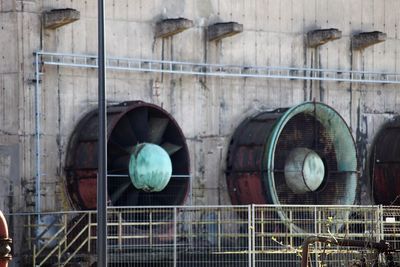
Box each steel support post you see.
[34,52,41,216]
[96,0,107,265]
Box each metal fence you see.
[5,205,399,266]
[382,206,400,251]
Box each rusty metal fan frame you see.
[226,102,358,232]
[370,117,400,205]
[65,101,190,209]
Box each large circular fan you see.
[370,117,400,205]
[65,101,190,209]
[226,102,358,232]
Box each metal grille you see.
[106,206,251,267]
[5,205,397,266]
[274,113,339,205]
[382,206,400,251]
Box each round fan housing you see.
[226,102,358,207]
[370,118,400,205]
[65,101,190,209]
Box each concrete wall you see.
[0,0,40,213]
[1,0,400,212]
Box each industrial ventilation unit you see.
[226,102,358,230]
[370,117,400,205]
[65,101,190,209]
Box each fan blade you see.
[110,180,132,204]
[128,107,149,142]
[108,168,129,174]
[122,145,135,154]
[112,155,131,170]
[108,139,130,158]
[110,116,138,147]
[125,189,140,206]
[139,192,155,206]
[161,142,182,155]
[148,117,169,144]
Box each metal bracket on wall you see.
[36,51,400,84]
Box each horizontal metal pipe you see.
[301,236,390,267]
[37,51,400,84]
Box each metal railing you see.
[382,206,400,251]
[37,51,400,84]
[6,205,400,266]
[29,212,95,266]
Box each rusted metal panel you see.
[227,173,266,204]
[371,119,400,205]
[77,179,97,209]
[373,165,400,205]
[234,145,264,171]
[226,111,278,205]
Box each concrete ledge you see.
[207,22,243,41]
[352,31,387,50]
[43,8,80,30]
[307,28,342,47]
[155,18,193,38]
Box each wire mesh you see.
[251,205,380,267]
[107,206,251,267]
[382,205,400,264]
[4,205,398,266]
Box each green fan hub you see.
[129,143,172,192]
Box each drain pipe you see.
[301,236,390,267]
[0,211,12,267]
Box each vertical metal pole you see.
[34,52,41,215]
[251,205,255,267]
[379,205,384,242]
[88,213,92,253]
[173,207,177,267]
[314,206,318,267]
[248,205,252,267]
[217,210,221,252]
[34,52,43,249]
[97,0,107,265]
[189,174,193,205]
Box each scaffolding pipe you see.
[301,236,390,267]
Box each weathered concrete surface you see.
[307,28,342,47]
[352,31,387,50]
[207,22,243,41]
[43,8,80,30]
[155,18,193,38]
[1,0,400,213]
[0,145,19,213]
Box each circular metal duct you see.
[65,101,190,209]
[370,118,400,205]
[226,102,358,231]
